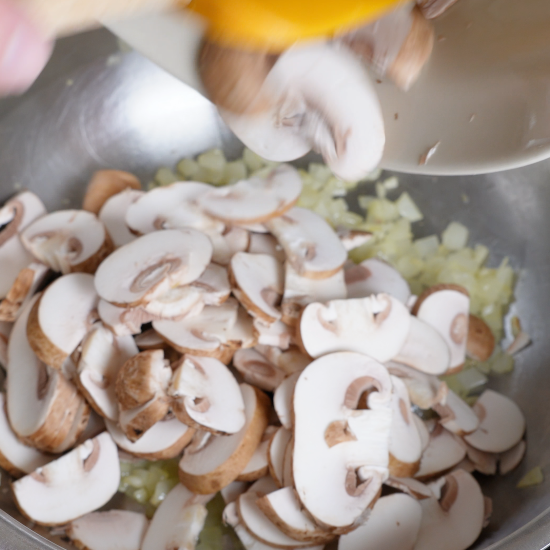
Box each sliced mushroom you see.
[299,295,411,362]
[415,425,466,479]
[273,373,300,431]
[268,427,293,488]
[416,0,461,19]
[393,317,451,375]
[190,263,231,306]
[98,188,144,248]
[211,226,251,266]
[281,434,294,488]
[144,285,205,320]
[466,314,495,361]
[499,440,526,475]
[463,389,525,453]
[253,319,293,350]
[339,493,422,550]
[336,228,373,252]
[76,323,139,421]
[67,510,148,550]
[0,191,47,299]
[0,262,49,322]
[179,384,270,494]
[198,165,302,225]
[0,321,11,368]
[414,470,485,550]
[48,396,91,455]
[115,349,172,441]
[237,426,278,482]
[385,476,434,500]
[432,389,479,436]
[98,299,157,337]
[464,443,497,475]
[170,355,245,435]
[26,273,99,370]
[414,415,431,452]
[83,170,141,215]
[248,233,286,262]
[221,481,250,504]
[75,411,106,447]
[227,306,258,351]
[293,352,393,530]
[134,328,168,350]
[12,432,120,526]
[266,207,347,279]
[94,229,212,307]
[233,348,287,392]
[255,345,311,376]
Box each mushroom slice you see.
[211,226,251,266]
[336,228,373,252]
[414,425,466,479]
[179,384,270,494]
[412,284,470,372]
[273,373,300,430]
[134,328,168,350]
[466,314,495,361]
[416,0,461,19]
[106,417,194,460]
[293,352,393,529]
[248,233,286,262]
[115,349,172,441]
[0,191,47,299]
[266,207,347,279]
[141,483,210,550]
[83,170,142,215]
[282,263,347,326]
[76,324,139,421]
[464,443,497,476]
[198,165,302,225]
[221,481,250,504]
[268,427,293,487]
[463,389,525,453]
[499,440,526,475]
[27,273,99,370]
[67,510,148,550]
[233,349,286,392]
[300,295,411,362]
[12,432,120,526]
[385,477,433,500]
[432,389,479,436]
[95,229,212,307]
[345,258,411,304]
[20,210,113,274]
[98,188,144,248]
[389,376,422,478]
[255,345,311,376]
[0,262,49,322]
[230,252,284,323]
[98,299,157,337]
[0,321,11,368]
[144,285,205,320]
[393,317,451,375]
[238,426,278,482]
[253,319,293,350]
[169,355,246,435]
[190,263,231,306]
[414,470,484,550]
[339,493,422,550]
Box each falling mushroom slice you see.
[237,426,277,482]
[248,233,286,262]
[26,273,99,370]
[266,207,347,279]
[98,188,144,248]
[198,165,302,225]
[432,389,479,436]
[414,470,485,550]
[273,372,300,430]
[169,355,246,435]
[83,170,142,215]
[67,510,149,550]
[345,258,411,304]
[12,432,120,526]
[415,425,466,479]
[179,384,270,494]
[499,440,526,475]
[98,299,157,337]
[268,427,293,487]
[293,352,393,529]
[299,295,411,362]
[339,493,422,550]
[466,314,495,361]
[94,229,212,307]
[233,348,286,392]
[464,389,525,453]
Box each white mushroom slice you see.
[141,483,210,550]
[464,444,497,476]
[463,389,525,453]
[76,324,139,421]
[98,188,144,248]
[412,285,470,372]
[20,210,113,274]
[179,384,270,494]
[211,226,251,266]
[48,396,91,455]
[253,319,293,350]
[499,440,526,475]
[255,345,311,375]
[282,263,347,326]
[415,425,466,479]
[339,493,422,550]
[385,476,433,499]
[0,191,47,299]
[293,352,393,529]
[233,348,286,392]
[98,299,156,337]
[432,389,479,436]
[82,170,141,215]
[27,273,99,370]
[94,229,212,307]
[389,376,422,477]
[75,411,106,447]
[8,295,89,452]
[0,321,11,368]
[248,233,286,262]
[238,426,278,482]
[106,416,195,460]
[227,306,258,350]
[393,317,451,375]
[170,355,245,435]
[268,427,293,487]
[125,181,223,235]
[190,264,231,306]
[415,415,430,452]
[273,373,300,430]
[67,510,149,550]
[266,208,347,279]
[221,481,250,504]
[345,258,411,304]
[230,252,284,323]
[282,435,294,488]
[198,165,302,225]
[336,228,373,252]
[134,328,166,350]
[414,470,484,550]
[299,295,411,362]
[12,432,119,526]
[144,285,205,320]
[116,349,172,441]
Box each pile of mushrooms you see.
[0,164,525,550]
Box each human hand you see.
[0,0,52,96]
